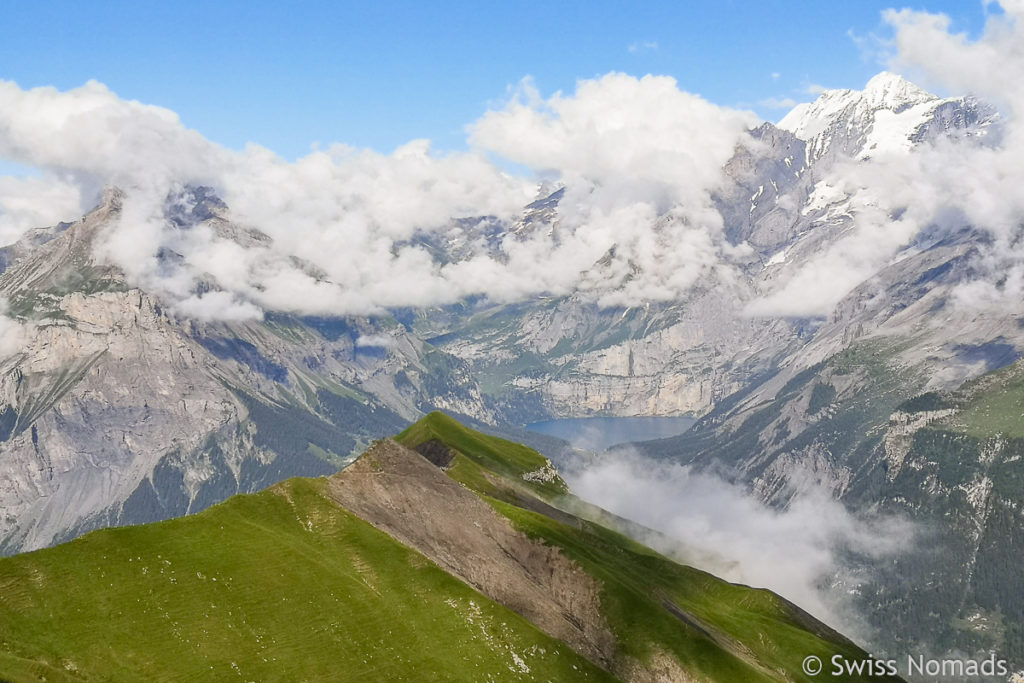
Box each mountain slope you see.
[0,413,897,682]
[861,363,1024,662]
[635,339,1024,667]
[0,189,491,555]
[0,475,611,682]
[608,75,1022,667]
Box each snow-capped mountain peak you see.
[861,71,936,111]
[779,72,937,137]
[777,72,948,163]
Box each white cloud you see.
[771,72,781,81]
[0,175,82,245]
[0,73,759,319]
[355,334,395,348]
[173,291,264,322]
[470,73,757,304]
[471,74,755,212]
[0,80,226,196]
[628,40,658,54]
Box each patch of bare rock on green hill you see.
[326,439,619,669]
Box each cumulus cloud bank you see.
[0,74,755,319]
[5,4,1023,323]
[564,451,914,639]
[0,175,81,246]
[470,74,756,307]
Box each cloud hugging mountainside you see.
[0,73,753,322]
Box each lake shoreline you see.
[524,416,697,452]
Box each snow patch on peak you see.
[862,99,941,157]
[779,72,936,140]
[777,102,811,133]
[777,87,865,144]
[862,71,936,111]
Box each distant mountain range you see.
[1,72,1021,672]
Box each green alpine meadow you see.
[0,414,897,682]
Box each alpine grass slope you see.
[0,413,897,682]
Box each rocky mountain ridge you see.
[0,189,494,554]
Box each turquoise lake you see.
[524,416,696,452]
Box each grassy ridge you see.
[490,499,869,682]
[0,412,894,682]
[397,411,569,497]
[401,413,896,683]
[0,477,610,682]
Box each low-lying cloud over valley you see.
[564,449,916,643]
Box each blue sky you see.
[0,1,993,161]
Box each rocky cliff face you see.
[0,190,493,554]
[428,285,799,420]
